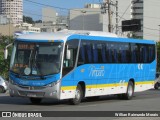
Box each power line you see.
[144,27,159,31]
[24,0,69,11]
[24,0,102,13]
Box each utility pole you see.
[115,1,118,35]
[102,0,118,33]
[107,0,112,32]
[81,10,86,31]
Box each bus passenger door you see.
[61,39,79,99]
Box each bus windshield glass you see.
[10,42,63,76]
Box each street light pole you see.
[81,10,86,31]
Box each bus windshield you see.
[10,42,63,76]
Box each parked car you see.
[154,72,160,89]
[0,76,8,93]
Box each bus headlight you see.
[46,80,59,87]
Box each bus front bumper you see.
[9,82,61,100]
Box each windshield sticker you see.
[32,69,37,75]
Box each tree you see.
[23,15,42,24]
[0,35,13,79]
[35,20,42,23]
[23,15,34,24]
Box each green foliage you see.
[23,15,42,24]
[23,15,34,24]
[0,35,13,79]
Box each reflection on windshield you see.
[11,42,63,76]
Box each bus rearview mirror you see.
[66,50,71,60]
[4,48,8,59]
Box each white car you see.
[0,76,8,93]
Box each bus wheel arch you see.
[69,81,85,105]
[78,81,86,98]
[129,79,135,89]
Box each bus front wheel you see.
[69,84,83,105]
[124,81,134,100]
[30,98,42,104]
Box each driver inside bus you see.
[36,55,59,75]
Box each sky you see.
[23,0,102,20]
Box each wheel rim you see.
[128,85,133,97]
[75,89,81,101]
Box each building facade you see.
[42,7,57,23]
[131,0,144,38]
[131,0,160,41]
[37,7,68,32]
[69,2,131,35]
[0,15,8,24]
[69,4,103,31]
[0,0,23,24]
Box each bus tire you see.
[69,84,83,105]
[154,82,159,89]
[30,98,42,104]
[124,81,134,100]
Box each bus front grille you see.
[18,85,46,90]
[18,91,45,97]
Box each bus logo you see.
[138,64,143,70]
[89,66,105,77]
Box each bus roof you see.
[16,30,118,41]
[16,30,155,44]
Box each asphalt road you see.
[0,89,160,120]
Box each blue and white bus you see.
[5,30,156,104]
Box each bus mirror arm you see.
[4,43,13,59]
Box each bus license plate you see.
[27,93,37,97]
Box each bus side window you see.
[112,43,118,63]
[97,43,103,63]
[149,45,155,62]
[101,44,107,63]
[131,44,138,63]
[86,43,92,63]
[106,43,112,63]
[77,43,85,66]
[140,46,143,63]
[140,45,148,63]
[92,43,98,63]
[119,44,126,63]
[143,45,148,63]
